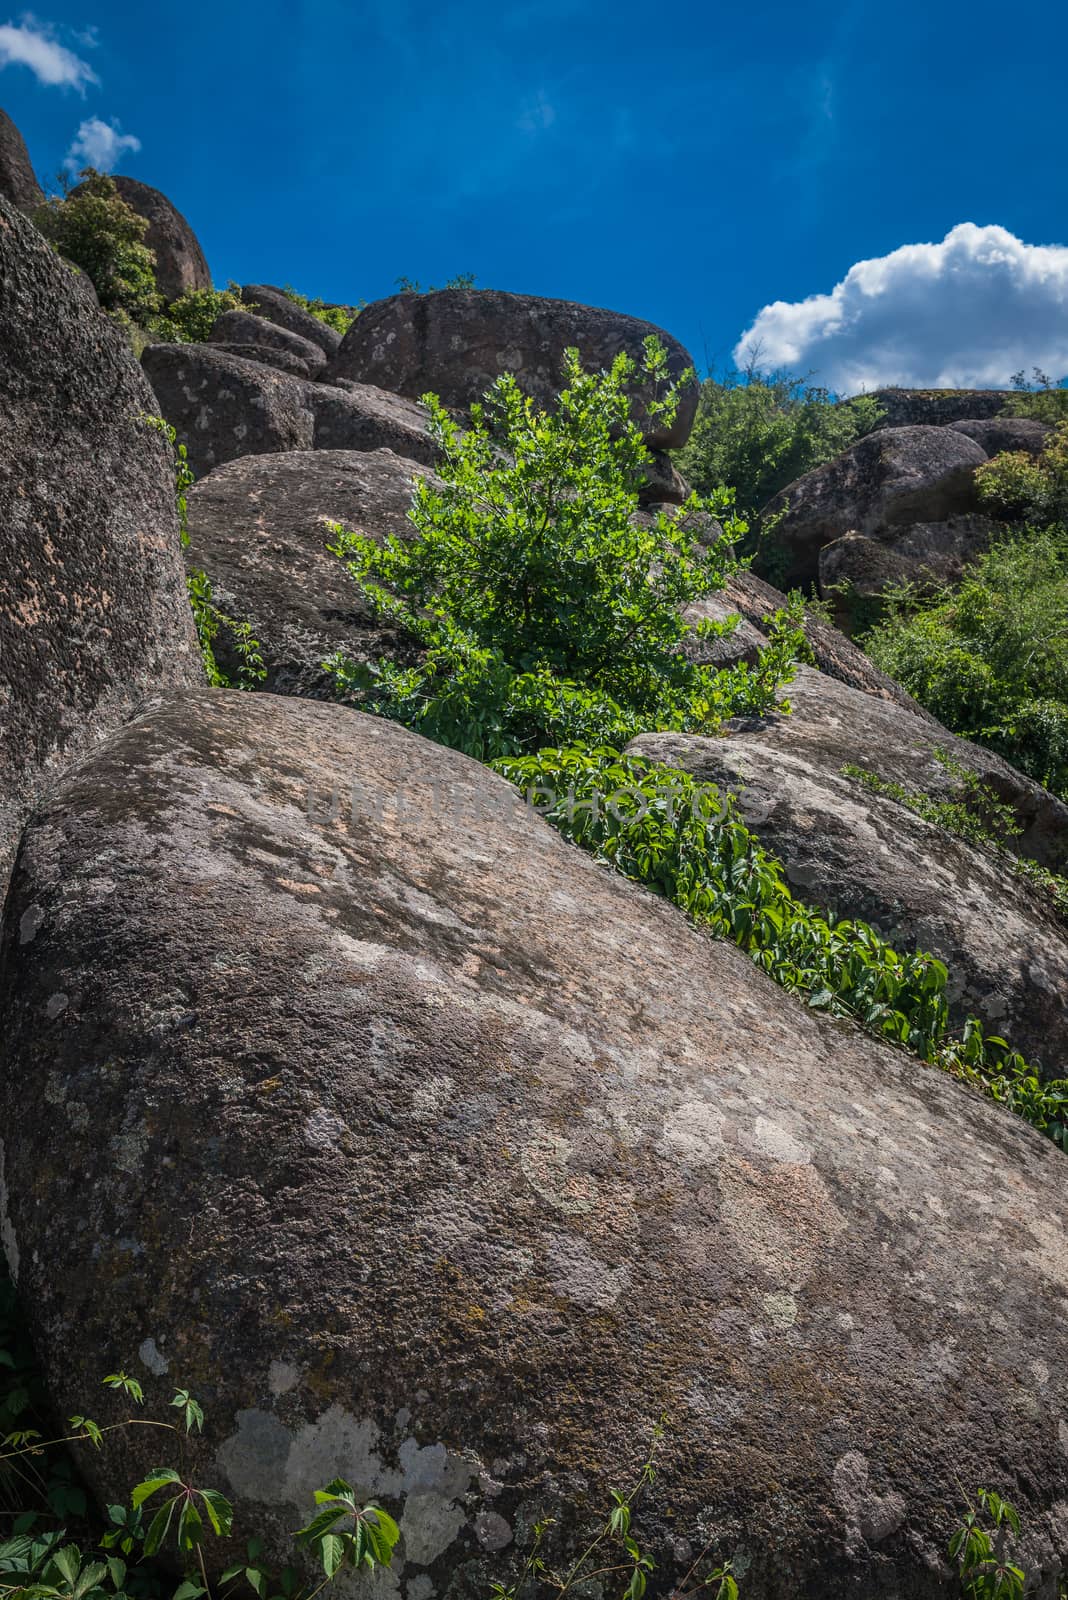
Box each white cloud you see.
[64,114,140,172]
[0,13,97,91]
[735,224,1068,394]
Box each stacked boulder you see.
[764,416,1051,598]
[0,195,201,892]
[3,116,1068,1597]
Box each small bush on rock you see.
[33,168,160,324]
[864,517,1068,800]
[1001,368,1068,425]
[281,286,360,334]
[326,339,805,758]
[151,285,245,343]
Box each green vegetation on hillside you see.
[326,339,805,758]
[865,425,1068,800]
[677,365,884,520]
[325,344,1066,1148]
[34,169,243,346]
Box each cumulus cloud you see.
[64,115,140,173]
[735,224,1068,394]
[0,13,97,91]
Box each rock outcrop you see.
[818,515,999,599]
[732,666,1068,870]
[763,426,989,590]
[206,342,316,378]
[867,388,1009,429]
[3,688,1068,1598]
[629,713,1068,1077]
[141,344,437,476]
[948,416,1052,457]
[0,196,201,893]
[110,175,211,302]
[0,107,42,212]
[327,288,698,449]
[184,448,436,694]
[209,309,327,376]
[241,284,343,358]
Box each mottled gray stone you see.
[0,196,200,895]
[184,448,436,694]
[2,689,1068,1598]
[328,289,698,449]
[141,344,436,477]
[110,175,210,303]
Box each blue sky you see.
[3,0,1067,389]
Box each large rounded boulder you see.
[209,309,327,376]
[241,284,343,358]
[141,344,437,476]
[0,196,200,892]
[2,688,1068,1598]
[109,175,211,302]
[327,288,698,449]
[184,448,436,694]
[630,698,1068,1077]
[0,106,42,212]
[763,425,989,589]
[867,389,1010,429]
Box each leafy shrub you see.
[151,285,244,343]
[677,364,884,520]
[1001,368,1068,424]
[864,520,1068,799]
[280,287,360,336]
[33,169,160,324]
[975,421,1068,528]
[494,745,1068,1147]
[326,340,805,759]
[949,1489,1026,1600]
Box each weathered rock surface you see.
[241,283,343,358]
[3,688,1068,1598]
[723,569,937,719]
[110,175,211,303]
[327,289,698,449]
[639,450,689,506]
[0,196,201,893]
[948,416,1052,458]
[141,344,436,476]
[867,388,1009,429]
[184,449,435,694]
[206,343,317,378]
[818,514,999,598]
[209,309,327,375]
[628,717,1068,1078]
[763,426,988,589]
[0,107,42,212]
[735,666,1068,870]
[680,594,767,669]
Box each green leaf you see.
[132,1470,182,1509]
[318,1534,346,1578]
[177,1498,205,1552]
[198,1489,234,1538]
[143,1498,178,1559]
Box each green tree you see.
[678,363,884,519]
[326,340,803,759]
[34,168,161,324]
